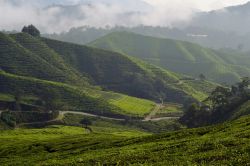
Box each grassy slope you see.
[0,114,249,165]
[43,38,216,103]
[89,31,250,84]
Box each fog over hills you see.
[40,1,250,51]
[1,0,250,34]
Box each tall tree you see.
[22,25,40,37]
[205,86,232,109]
[80,118,92,128]
[237,77,250,94]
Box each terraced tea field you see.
[0,115,249,165]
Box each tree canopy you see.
[180,77,250,127]
[22,25,40,37]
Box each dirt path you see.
[15,103,182,127]
[17,111,124,127]
[177,80,183,85]
[145,117,180,121]
[143,104,163,121]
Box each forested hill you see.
[89,31,250,84]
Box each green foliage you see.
[205,86,232,109]
[180,103,211,128]
[90,31,250,84]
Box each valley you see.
[1,1,250,164]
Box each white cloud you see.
[0,0,249,33]
[142,0,249,11]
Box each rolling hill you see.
[42,37,217,104]
[89,31,250,84]
[0,31,217,121]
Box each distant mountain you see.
[89,31,250,84]
[190,2,250,34]
[44,25,250,52]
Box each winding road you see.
[61,104,180,122]
[6,103,181,127]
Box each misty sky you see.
[1,0,249,33]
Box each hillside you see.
[0,32,90,87]
[0,32,216,107]
[1,32,148,119]
[0,113,249,165]
[43,37,216,104]
[89,31,250,84]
